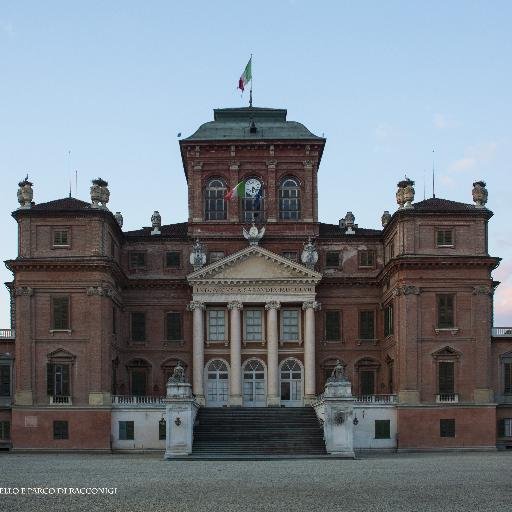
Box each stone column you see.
[228,301,243,406]
[303,301,321,403]
[14,286,34,405]
[265,301,281,406]
[187,301,205,405]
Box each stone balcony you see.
[0,329,15,340]
[111,395,166,407]
[436,393,459,403]
[49,395,72,405]
[492,327,512,337]
[355,394,398,404]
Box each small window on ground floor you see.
[498,418,512,437]
[119,421,134,440]
[0,421,10,440]
[53,420,69,440]
[440,418,456,438]
[159,419,166,440]
[375,420,390,439]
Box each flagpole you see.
[249,53,253,107]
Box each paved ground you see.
[0,451,511,512]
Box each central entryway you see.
[280,358,303,407]
[243,359,266,407]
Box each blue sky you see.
[1,1,511,327]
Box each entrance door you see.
[280,359,303,407]
[243,359,266,407]
[206,360,229,407]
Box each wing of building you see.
[1,106,512,453]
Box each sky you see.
[0,1,511,327]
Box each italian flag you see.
[238,58,252,92]
[225,181,245,201]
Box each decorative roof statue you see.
[167,362,186,384]
[17,175,33,209]
[301,237,318,269]
[472,181,488,208]
[327,360,348,383]
[90,178,110,209]
[190,239,206,270]
[151,211,161,236]
[381,210,391,227]
[339,212,357,235]
[243,222,265,246]
[397,177,415,209]
[114,212,123,228]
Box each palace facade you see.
[1,106,512,452]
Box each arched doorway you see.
[243,359,266,407]
[205,359,229,407]
[280,358,303,407]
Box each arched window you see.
[205,178,227,221]
[241,178,264,222]
[279,177,300,220]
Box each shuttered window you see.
[359,250,375,267]
[166,312,182,341]
[119,421,134,440]
[504,362,512,394]
[0,365,11,396]
[437,295,454,328]
[325,311,341,341]
[131,312,146,342]
[375,420,391,439]
[359,310,375,340]
[438,362,455,394]
[440,419,456,437]
[52,297,70,330]
[436,229,454,246]
[53,230,69,246]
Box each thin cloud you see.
[0,20,14,37]
[448,141,497,174]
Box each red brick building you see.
[2,106,512,451]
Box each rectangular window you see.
[166,312,182,341]
[325,251,340,267]
[244,309,263,341]
[166,251,181,268]
[47,363,70,396]
[360,371,375,395]
[504,362,512,394]
[208,310,226,341]
[359,310,375,340]
[131,312,146,342]
[440,419,456,438]
[436,229,454,247]
[281,309,299,341]
[129,252,146,268]
[209,252,225,264]
[52,296,70,330]
[119,421,134,440]
[384,304,394,337]
[438,362,455,394]
[53,229,69,247]
[359,250,375,267]
[159,420,166,440]
[281,251,298,262]
[437,294,455,328]
[130,369,147,396]
[0,365,11,397]
[0,421,10,440]
[53,420,69,440]
[325,311,341,341]
[498,418,512,437]
[375,420,391,439]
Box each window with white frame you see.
[208,310,226,341]
[244,309,263,341]
[281,309,300,342]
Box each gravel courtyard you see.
[1,451,511,512]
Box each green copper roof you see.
[183,107,323,141]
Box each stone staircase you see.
[192,407,326,456]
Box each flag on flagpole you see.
[238,58,252,92]
[225,181,245,201]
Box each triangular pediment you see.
[188,246,322,285]
[431,346,462,358]
[47,348,76,361]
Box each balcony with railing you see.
[49,395,72,405]
[112,395,166,407]
[0,329,15,340]
[492,327,512,338]
[355,394,398,404]
[436,393,459,403]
